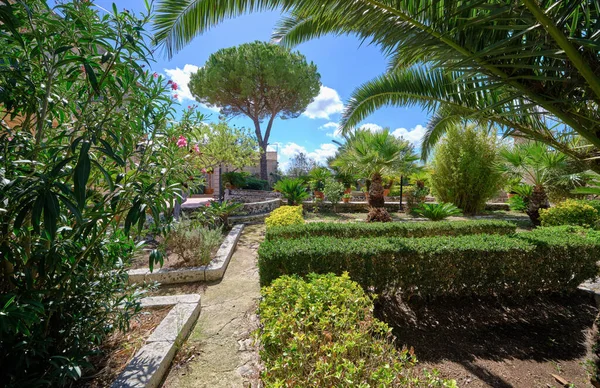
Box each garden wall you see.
[224,189,281,203]
[236,198,282,216]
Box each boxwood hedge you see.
[265,220,516,241]
[258,226,600,297]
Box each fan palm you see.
[153,0,600,170]
[331,128,417,208]
[498,142,586,225]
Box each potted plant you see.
[342,193,351,203]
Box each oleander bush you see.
[258,227,600,296]
[265,220,516,240]
[539,199,599,228]
[258,273,457,387]
[264,205,304,228]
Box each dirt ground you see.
[76,305,172,388]
[376,292,598,387]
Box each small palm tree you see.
[273,178,309,205]
[499,142,585,225]
[332,129,417,209]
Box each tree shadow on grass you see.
[375,291,597,386]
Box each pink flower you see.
[201,168,207,173]
[193,144,200,153]
[176,135,187,148]
[173,94,178,99]
[171,82,178,91]
[153,72,158,78]
[167,80,173,85]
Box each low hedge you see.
[264,205,303,228]
[258,273,456,387]
[258,226,600,297]
[265,219,516,241]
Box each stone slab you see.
[111,294,201,388]
[205,224,244,281]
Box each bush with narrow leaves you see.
[258,273,457,387]
[265,205,304,228]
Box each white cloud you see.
[391,124,427,146]
[280,142,308,158]
[163,64,220,112]
[319,122,338,130]
[308,143,338,164]
[303,86,344,119]
[359,123,383,132]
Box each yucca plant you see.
[414,203,462,221]
[273,178,310,205]
[153,0,600,170]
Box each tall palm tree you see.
[331,128,417,208]
[499,142,586,225]
[153,0,600,170]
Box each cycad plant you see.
[273,178,310,205]
[153,0,600,170]
[331,129,417,209]
[499,142,586,225]
[414,203,462,221]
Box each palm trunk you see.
[369,173,385,207]
[527,184,549,226]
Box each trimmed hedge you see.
[258,226,600,297]
[259,273,457,387]
[265,219,516,241]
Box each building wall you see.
[205,151,278,196]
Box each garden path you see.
[162,224,265,388]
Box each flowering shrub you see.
[258,273,457,387]
[539,199,599,228]
[265,206,304,228]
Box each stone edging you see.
[112,294,202,388]
[127,224,244,284]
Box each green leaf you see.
[73,142,91,209]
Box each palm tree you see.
[331,128,417,209]
[153,0,600,170]
[499,142,586,225]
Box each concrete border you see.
[112,294,202,388]
[128,224,244,285]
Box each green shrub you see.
[259,273,457,387]
[265,220,516,240]
[539,199,599,228]
[414,202,462,220]
[404,185,428,211]
[258,227,600,296]
[273,178,309,205]
[243,176,270,190]
[430,125,503,214]
[508,195,528,212]
[222,171,248,188]
[323,178,345,205]
[265,206,304,228]
[166,221,223,266]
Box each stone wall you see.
[224,189,281,203]
[236,198,282,216]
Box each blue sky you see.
[92,1,430,171]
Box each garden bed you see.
[128,225,244,284]
[376,292,598,387]
[76,306,172,388]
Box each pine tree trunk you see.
[527,184,549,226]
[259,147,268,181]
[369,173,385,207]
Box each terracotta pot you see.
[205,188,214,194]
[314,191,324,199]
[383,189,390,197]
[342,197,350,203]
[344,187,352,194]
[507,193,516,199]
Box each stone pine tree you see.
[189,41,321,180]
